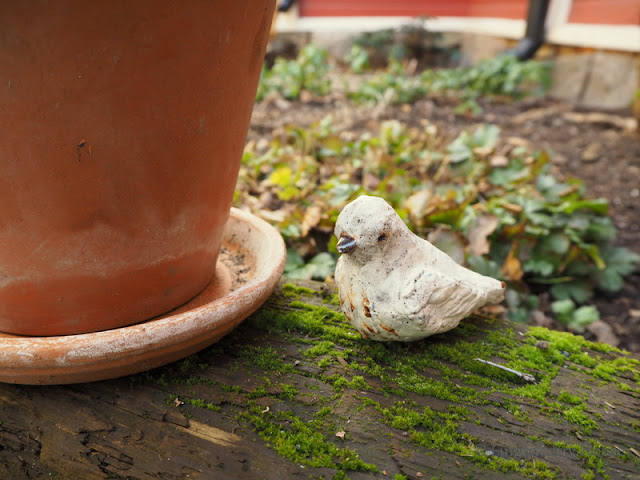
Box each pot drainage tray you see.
[0,208,285,385]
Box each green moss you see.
[510,376,553,403]
[377,401,555,479]
[569,351,598,369]
[323,293,342,306]
[505,403,531,423]
[328,374,369,391]
[316,406,332,418]
[532,437,628,480]
[250,301,360,344]
[242,405,377,475]
[563,405,598,434]
[592,357,640,382]
[557,391,583,405]
[526,327,617,355]
[380,402,474,454]
[304,340,339,358]
[282,283,318,298]
[447,405,472,420]
[183,397,222,412]
[584,440,608,477]
[395,368,479,403]
[522,327,639,390]
[317,357,332,368]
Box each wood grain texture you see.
[0,279,638,479]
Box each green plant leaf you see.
[286,264,318,280]
[488,161,530,187]
[446,137,472,163]
[550,281,593,303]
[307,252,337,280]
[284,249,305,273]
[586,217,616,243]
[269,166,293,187]
[345,45,371,73]
[582,244,606,270]
[551,298,575,321]
[540,233,571,255]
[467,255,502,279]
[285,252,337,281]
[570,306,599,332]
[471,124,500,150]
[594,246,640,292]
[550,198,609,215]
[523,258,555,277]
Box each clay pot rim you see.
[0,208,286,385]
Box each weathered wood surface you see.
[0,279,639,479]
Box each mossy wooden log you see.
[0,279,639,480]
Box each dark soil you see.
[247,91,640,352]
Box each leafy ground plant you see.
[348,54,551,113]
[236,117,639,329]
[258,43,551,113]
[257,44,331,101]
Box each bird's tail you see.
[485,279,506,304]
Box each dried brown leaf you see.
[490,155,509,168]
[259,191,283,211]
[364,172,380,190]
[563,111,637,132]
[501,248,523,281]
[404,189,432,226]
[427,227,465,265]
[581,142,601,163]
[299,90,314,103]
[301,206,322,237]
[256,138,270,152]
[258,208,287,223]
[506,136,531,148]
[468,214,499,256]
[473,146,493,157]
[502,202,523,214]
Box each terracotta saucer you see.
[0,208,286,385]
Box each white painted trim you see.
[276,16,526,39]
[275,15,640,52]
[276,16,419,33]
[547,0,572,28]
[547,24,640,52]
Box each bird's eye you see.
[378,234,387,242]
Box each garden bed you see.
[244,66,640,352]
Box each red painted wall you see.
[298,0,528,20]
[568,0,640,25]
[299,0,640,26]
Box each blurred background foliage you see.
[238,42,638,332]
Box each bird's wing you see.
[397,264,484,320]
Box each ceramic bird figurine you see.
[334,195,506,341]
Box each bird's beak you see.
[337,234,357,254]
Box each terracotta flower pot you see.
[0,1,275,336]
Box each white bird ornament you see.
[334,195,506,341]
